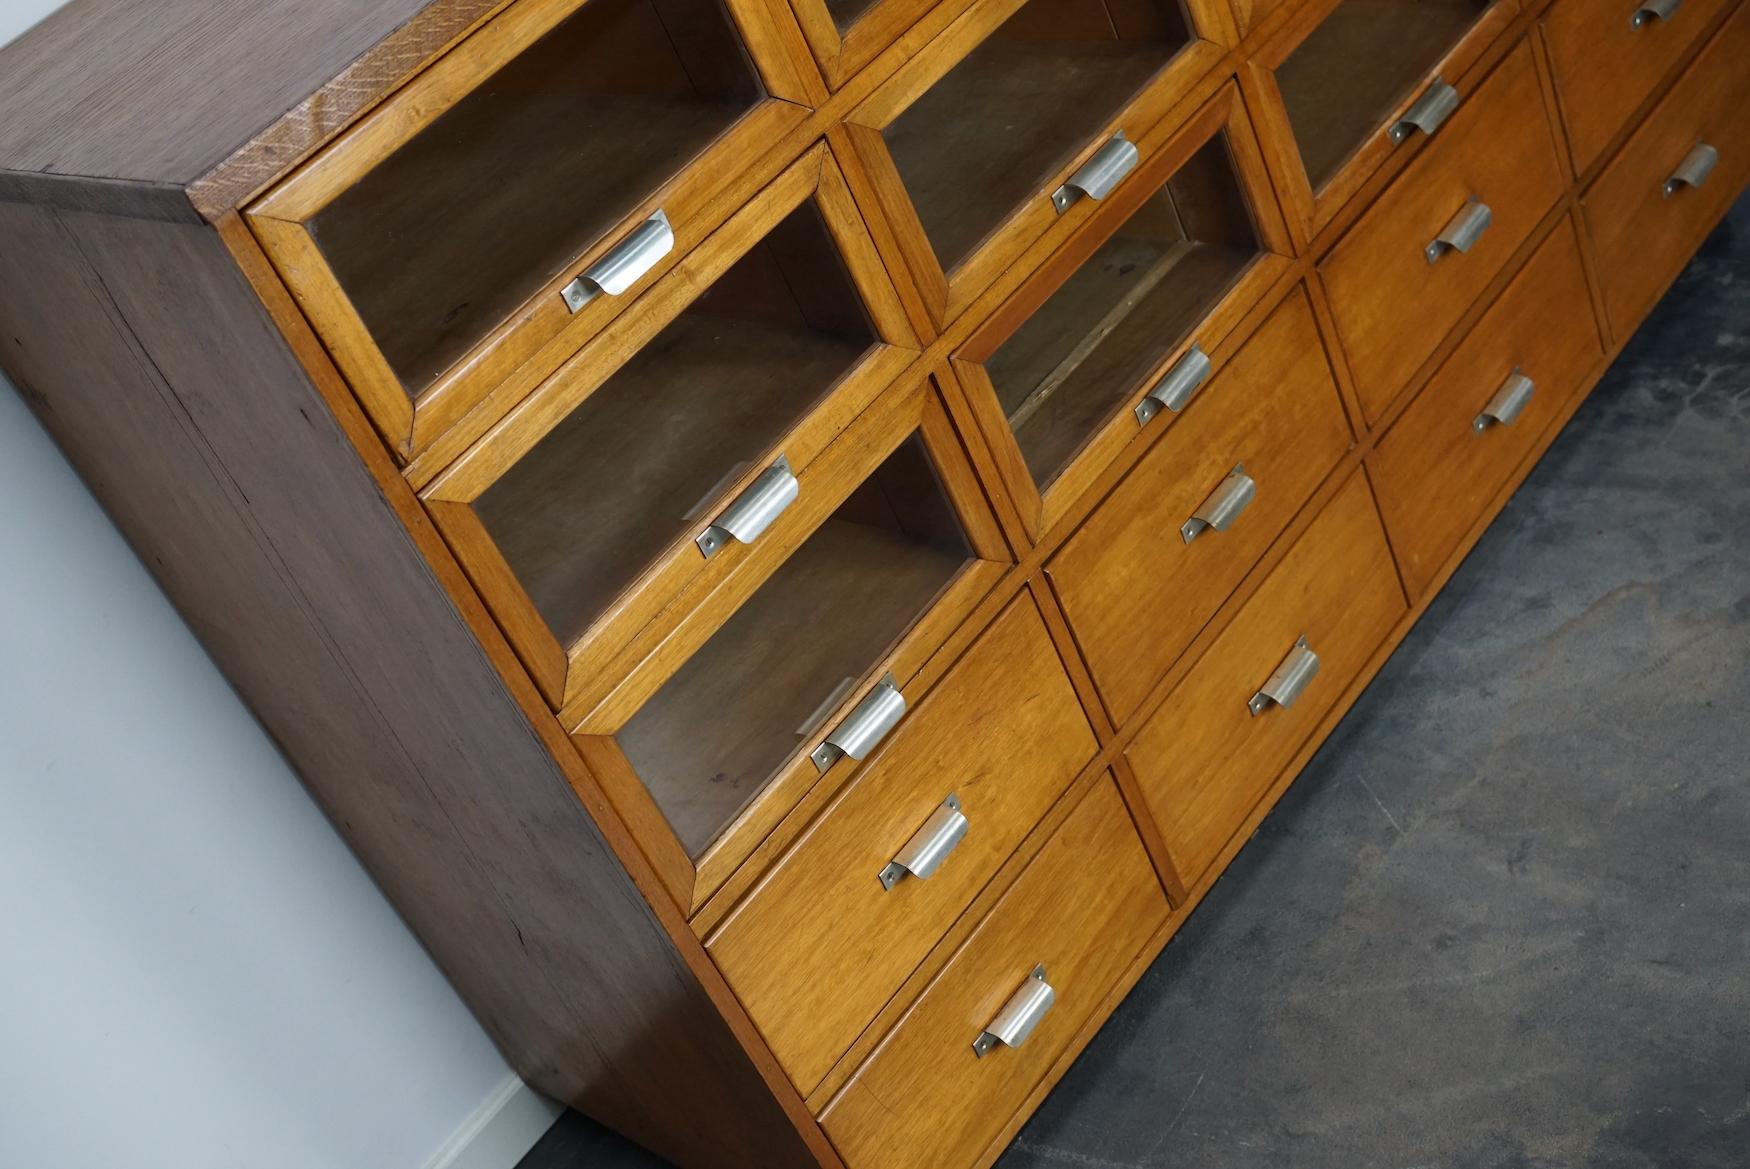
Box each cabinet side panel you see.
[0,200,826,1169]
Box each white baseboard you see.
[425,1075,565,1169]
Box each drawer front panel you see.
[1048,289,1352,727]
[1373,217,1604,596]
[1321,39,1567,421]
[1583,0,1750,339]
[1540,0,1735,175]
[822,776,1168,1169]
[710,592,1099,1094]
[1126,471,1406,885]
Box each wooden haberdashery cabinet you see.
[1,0,1744,1166]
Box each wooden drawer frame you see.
[1240,0,1522,250]
[789,0,980,90]
[420,144,922,711]
[569,367,1014,913]
[707,589,1099,1096]
[839,0,1238,331]
[1318,37,1569,423]
[951,81,1295,545]
[248,0,819,463]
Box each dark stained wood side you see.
[0,200,831,1169]
[0,0,509,220]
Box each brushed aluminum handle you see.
[1426,199,1493,264]
[1181,465,1257,544]
[973,966,1056,1057]
[1248,636,1320,716]
[811,675,906,772]
[1474,370,1535,432]
[1052,133,1141,213]
[1632,0,1682,27]
[561,210,674,313]
[1664,142,1719,197]
[878,795,969,891]
[1134,344,1212,425]
[1389,78,1461,145]
[697,456,799,558]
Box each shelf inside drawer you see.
[617,436,977,858]
[882,0,1195,272]
[1274,0,1491,191]
[290,0,769,399]
[472,200,877,652]
[984,136,1261,488]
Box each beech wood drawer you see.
[951,81,1296,544]
[1539,0,1735,176]
[568,370,1014,915]
[1125,470,1406,885]
[709,591,1098,1095]
[1320,37,1566,423]
[248,0,812,461]
[842,0,1234,329]
[1372,216,1604,597]
[1581,0,1750,340]
[1243,0,1519,244]
[421,146,922,715]
[1046,287,1351,728]
[821,776,1168,1169]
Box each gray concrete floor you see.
[519,196,1750,1169]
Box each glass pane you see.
[883,0,1193,271]
[309,0,766,397]
[619,436,974,857]
[825,0,881,31]
[475,201,876,649]
[1276,0,1491,191]
[986,136,1260,487]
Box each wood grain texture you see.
[1124,468,1407,885]
[1579,0,1750,339]
[1372,215,1602,598]
[1320,38,1566,422]
[820,776,1168,1169]
[708,591,1098,1095]
[0,0,505,216]
[1538,0,1733,176]
[1046,288,1353,728]
[0,201,834,1169]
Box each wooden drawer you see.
[569,370,1014,914]
[1373,216,1604,597]
[709,591,1097,1095]
[1320,37,1567,423]
[421,146,921,713]
[842,0,1234,329]
[1540,0,1735,176]
[1582,0,1750,340]
[951,81,1296,544]
[789,0,974,90]
[1047,287,1351,728]
[1125,470,1405,885]
[248,0,814,462]
[821,776,1168,1169]
[1242,0,1519,244]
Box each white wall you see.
[0,3,555,1166]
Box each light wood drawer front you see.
[821,777,1168,1169]
[710,593,1099,1096]
[1126,471,1405,885]
[1373,217,1604,597]
[1583,0,1750,339]
[1540,0,1735,175]
[1047,289,1352,728]
[1321,39,1567,422]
